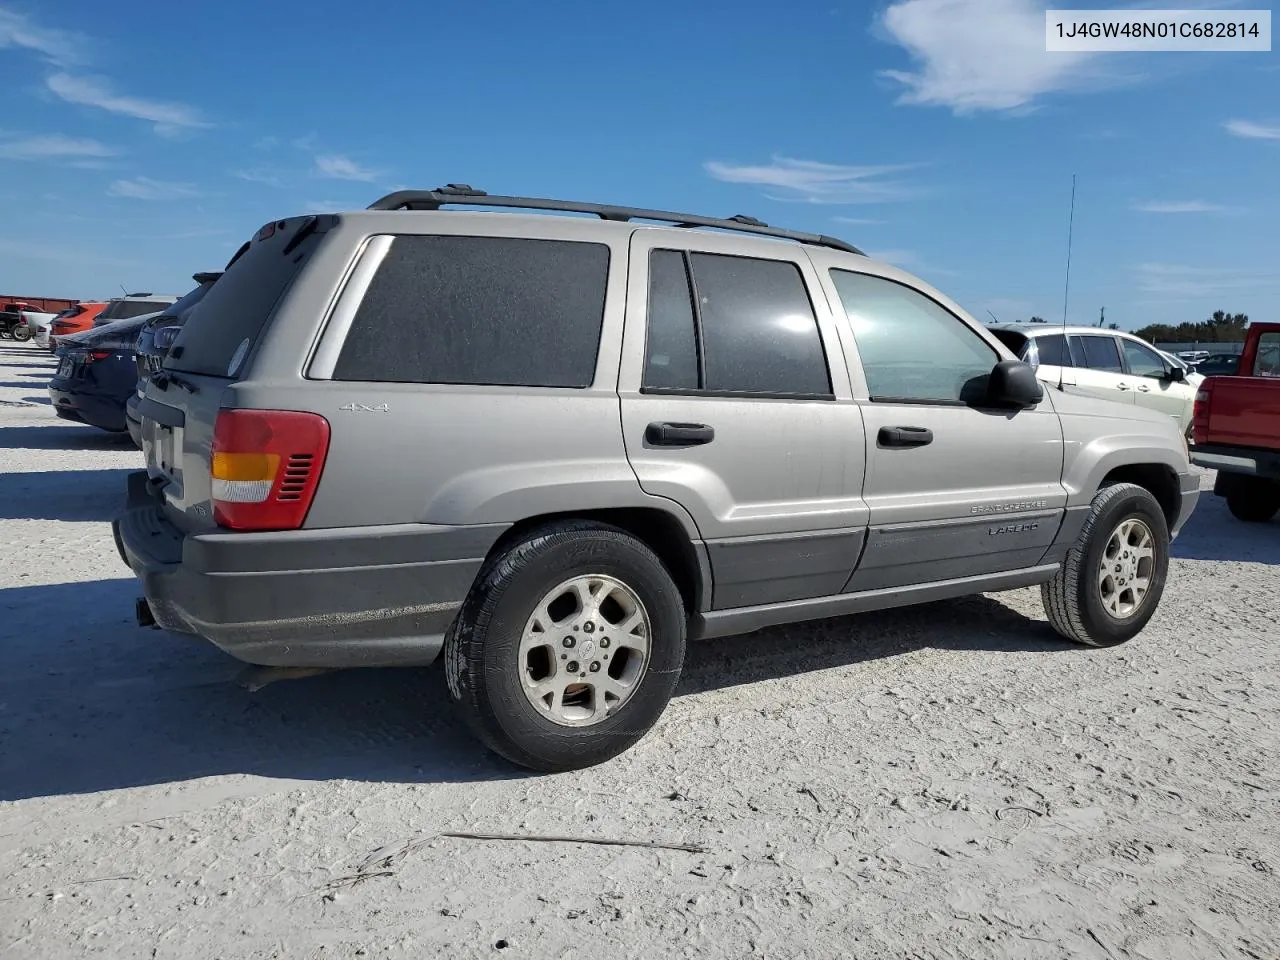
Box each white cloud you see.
[1224,119,1280,140]
[235,167,285,187]
[1135,262,1280,298]
[0,5,82,64]
[1132,200,1231,214]
[46,73,208,135]
[704,156,921,204]
[833,216,888,225]
[0,134,115,161]
[314,154,383,182]
[107,177,199,200]
[878,0,1111,113]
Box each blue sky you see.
[1,0,1277,329]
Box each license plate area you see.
[145,419,184,495]
[57,358,71,378]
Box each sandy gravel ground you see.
[1,340,1278,959]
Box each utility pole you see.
[1098,306,1105,328]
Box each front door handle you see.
[1116,382,1131,390]
[646,422,715,446]
[878,426,934,448]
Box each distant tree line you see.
[1021,310,1250,342]
[1133,311,1249,344]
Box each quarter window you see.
[333,235,610,387]
[641,250,832,397]
[829,270,997,403]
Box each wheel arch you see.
[480,507,711,617]
[1098,463,1181,530]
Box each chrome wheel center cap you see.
[578,637,596,660]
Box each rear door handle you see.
[1137,384,1151,392]
[646,422,715,446]
[878,426,933,448]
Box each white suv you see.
[990,325,1199,438]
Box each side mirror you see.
[1166,366,1187,383]
[988,359,1044,409]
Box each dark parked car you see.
[125,272,221,446]
[48,315,154,434]
[1191,352,1241,377]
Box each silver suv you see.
[113,185,1200,771]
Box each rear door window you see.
[1034,333,1070,366]
[1074,335,1124,373]
[166,218,328,378]
[332,235,610,388]
[1121,339,1168,379]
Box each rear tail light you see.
[85,350,112,363]
[210,409,330,530]
[1192,382,1213,446]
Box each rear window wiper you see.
[152,370,199,394]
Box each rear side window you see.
[641,250,831,397]
[167,218,327,378]
[1255,333,1280,377]
[1034,333,1070,366]
[1075,335,1123,373]
[332,236,609,388]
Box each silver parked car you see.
[114,185,1199,771]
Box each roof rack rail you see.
[366,184,865,256]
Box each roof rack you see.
[366,184,865,256]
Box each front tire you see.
[445,521,687,772]
[11,325,31,342]
[1042,483,1170,647]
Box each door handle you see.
[878,426,934,448]
[1116,382,1131,390]
[646,421,715,446]
[1137,384,1151,392]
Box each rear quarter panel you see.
[234,214,668,532]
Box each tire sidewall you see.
[454,527,686,769]
[1074,488,1170,645]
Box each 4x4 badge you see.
[338,402,390,413]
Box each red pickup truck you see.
[1191,322,1280,522]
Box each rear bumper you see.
[1192,444,1280,481]
[112,471,507,668]
[124,392,143,447]
[48,380,128,432]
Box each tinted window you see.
[830,271,997,403]
[168,217,327,378]
[688,253,830,396]
[989,329,1029,358]
[643,250,699,390]
[1255,333,1280,377]
[101,299,172,321]
[1076,335,1123,373]
[1122,339,1167,379]
[333,235,609,388]
[1035,333,1070,366]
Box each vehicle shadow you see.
[0,424,137,451]
[0,576,1066,801]
[1172,490,1280,564]
[0,380,43,389]
[0,469,135,521]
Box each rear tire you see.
[1226,481,1280,523]
[1041,483,1170,647]
[12,326,30,342]
[444,520,687,772]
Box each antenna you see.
[119,283,129,297]
[1057,174,1077,392]
[986,309,1001,324]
